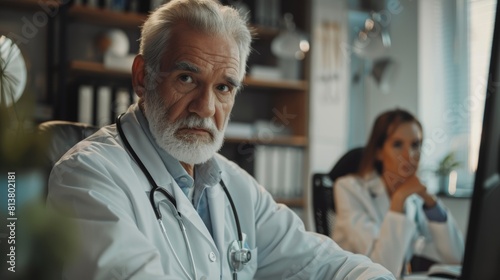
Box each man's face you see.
[143,23,241,164]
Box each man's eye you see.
[179,75,193,83]
[217,84,231,93]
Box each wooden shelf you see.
[244,76,308,91]
[0,0,61,10]
[68,4,147,28]
[225,135,307,147]
[0,0,311,219]
[275,198,305,208]
[250,24,280,39]
[0,2,145,28]
[69,61,307,93]
[70,60,131,78]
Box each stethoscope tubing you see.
[117,114,197,278]
[159,196,198,280]
[116,113,245,279]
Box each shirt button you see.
[208,252,217,262]
[180,177,188,182]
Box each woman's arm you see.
[333,176,416,276]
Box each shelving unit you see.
[0,0,54,10]
[67,4,147,27]
[70,60,132,78]
[3,0,311,214]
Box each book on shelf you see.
[225,122,254,139]
[254,145,268,190]
[270,146,281,196]
[97,86,112,126]
[253,145,304,199]
[78,85,134,126]
[78,85,94,124]
[114,89,131,118]
[282,146,294,197]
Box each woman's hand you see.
[389,175,436,212]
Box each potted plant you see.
[435,151,461,195]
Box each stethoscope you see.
[116,113,251,280]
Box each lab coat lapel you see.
[207,183,229,253]
[120,105,215,245]
[118,105,172,188]
[365,175,390,223]
[171,180,215,245]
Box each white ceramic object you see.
[0,35,27,107]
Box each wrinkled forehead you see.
[162,23,240,74]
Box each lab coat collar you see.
[118,104,174,190]
[363,172,387,197]
[359,172,391,223]
[120,104,220,246]
[206,180,231,256]
[133,103,192,186]
[171,179,216,243]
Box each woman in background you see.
[332,108,464,277]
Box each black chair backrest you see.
[328,147,365,185]
[38,120,99,167]
[37,120,99,196]
[312,147,364,236]
[312,173,334,235]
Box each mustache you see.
[175,114,218,134]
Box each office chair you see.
[37,120,99,195]
[312,147,364,236]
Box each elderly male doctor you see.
[47,0,395,279]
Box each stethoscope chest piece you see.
[228,240,251,273]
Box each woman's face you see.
[377,121,422,179]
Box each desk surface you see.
[403,275,451,280]
[402,264,461,280]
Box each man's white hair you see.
[139,0,252,91]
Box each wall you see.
[306,0,473,233]
[363,0,419,128]
[306,0,420,231]
[309,1,350,174]
[308,0,420,183]
[307,0,350,230]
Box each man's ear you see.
[132,54,146,98]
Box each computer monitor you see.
[460,2,500,280]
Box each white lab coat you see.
[47,105,395,280]
[332,174,464,277]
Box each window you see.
[419,0,497,194]
[468,0,497,173]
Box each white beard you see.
[143,91,227,165]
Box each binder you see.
[78,85,94,125]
